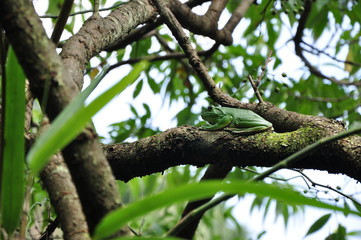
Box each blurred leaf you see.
[27,61,148,174]
[130,38,152,58]
[325,224,346,240]
[305,213,332,237]
[348,230,361,237]
[147,75,161,94]
[89,68,100,80]
[46,0,63,15]
[94,181,360,240]
[133,79,143,98]
[0,47,26,233]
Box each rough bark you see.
[1,0,360,238]
[40,153,90,240]
[103,117,361,183]
[0,0,122,233]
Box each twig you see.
[93,0,99,16]
[40,2,124,19]
[256,50,272,85]
[106,45,220,68]
[291,169,361,207]
[294,95,350,103]
[293,0,361,86]
[37,217,59,240]
[301,41,361,67]
[247,51,272,103]
[50,0,74,44]
[248,75,264,103]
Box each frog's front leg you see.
[201,115,233,130]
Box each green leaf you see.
[348,230,361,237]
[147,75,160,94]
[305,213,332,236]
[1,47,26,233]
[325,224,346,240]
[94,181,360,240]
[133,79,143,98]
[27,61,148,174]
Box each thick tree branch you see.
[175,164,232,239]
[104,115,361,182]
[104,0,211,52]
[40,152,90,240]
[60,0,158,90]
[0,0,123,233]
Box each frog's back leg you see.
[228,125,273,134]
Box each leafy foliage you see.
[0,0,360,239]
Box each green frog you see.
[201,106,273,134]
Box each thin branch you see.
[37,217,59,240]
[154,32,174,52]
[169,0,233,45]
[247,51,272,103]
[301,41,361,67]
[204,0,228,25]
[40,2,125,19]
[256,50,272,86]
[294,95,350,103]
[93,0,100,16]
[222,0,254,34]
[51,0,74,45]
[291,169,361,207]
[150,0,242,107]
[293,0,361,86]
[106,45,220,68]
[248,75,264,103]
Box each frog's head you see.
[201,106,225,124]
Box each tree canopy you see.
[0,0,361,239]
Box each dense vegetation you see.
[1,0,360,239]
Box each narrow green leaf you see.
[94,181,360,240]
[133,79,143,98]
[1,47,26,233]
[348,230,361,236]
[27,61,148,174]
[305,213,332,236]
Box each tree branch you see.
[40,151,90,240]
[294,0,361,86]
[0,0,123,233]
[103,115,361,182]
[174,164,232,239]
[50,0,74,44]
